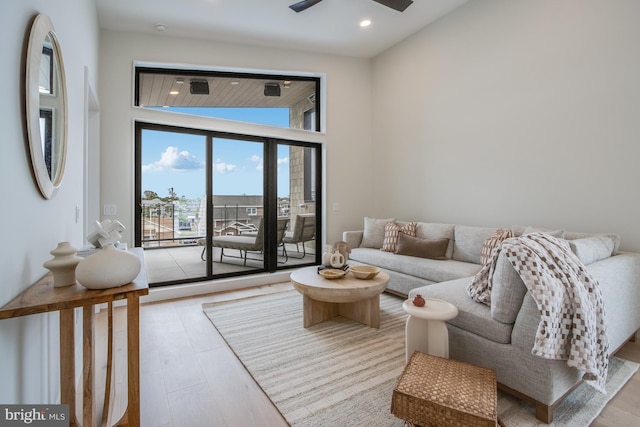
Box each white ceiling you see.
[95,0,468,58]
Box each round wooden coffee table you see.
[290,266,389,328]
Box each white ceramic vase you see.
[330,251,345,268]
[76,244,141,289]
[322,245,334,266]
[43,242,83,287]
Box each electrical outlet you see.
[103,204,117,216]
[333,202,341,211]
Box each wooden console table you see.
[0,248,149,427]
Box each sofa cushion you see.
[361,217,396,249]
[349,248,480,284]
[415,222,455,259]
[569,236,616,265]
[381,222,416,252]
[490,251,528,324]
[409,278,514,344]
[395,234,448,260]
[480,229,513,265]
[452,225,499,264]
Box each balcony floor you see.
[143,244,315,284]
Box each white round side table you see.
[402,298,459,363]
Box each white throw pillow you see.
[570,236,616,265]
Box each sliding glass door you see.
[204,136,268,274]
[277,143,317,261]
[136,126,209,283]
[135,123,321,286]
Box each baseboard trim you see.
[141,271,292,303]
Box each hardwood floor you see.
[96,284,640,427]
[95,283,290,427]
[591,333,640,427]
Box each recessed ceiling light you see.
[175,78,184,84]
[360,19,372,28]
[154,23,166,32]
[230,81,239,85]
[169,90,179,95]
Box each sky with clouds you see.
[141,126,290,200]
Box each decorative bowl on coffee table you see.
[318,268,347,279]
[350,265,381,279]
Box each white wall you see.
[98,30,373,247]
[370,0,640,252]
[0,0,99,404]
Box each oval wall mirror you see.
[25,13,68,199]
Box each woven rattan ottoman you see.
[391,352,498,427]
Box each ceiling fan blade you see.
[289,0,323,13]
[373,0,414,12]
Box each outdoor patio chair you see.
[212,217,289,265]
[283,213,316,258]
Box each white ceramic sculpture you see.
[322,242,350,268]
[75,244,141,289]
[86,219,126,248]
[334,240,351,263]
[43,242,83,287]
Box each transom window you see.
[135,67,321,132]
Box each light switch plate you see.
[103,204,117,216]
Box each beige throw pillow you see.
[361,217,396,249]
[381,222,417,252]
[395,234,449,260]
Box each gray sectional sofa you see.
[343,219,495,297]
[343,218,640,423]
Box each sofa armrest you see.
[585,252,640,350]
[511,251,640,353]
[343,230,364,249]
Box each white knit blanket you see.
[467,232,609,392]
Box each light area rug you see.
[203,290,638,427]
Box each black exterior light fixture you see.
[264,82,281,97]
[190,79,209,95]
